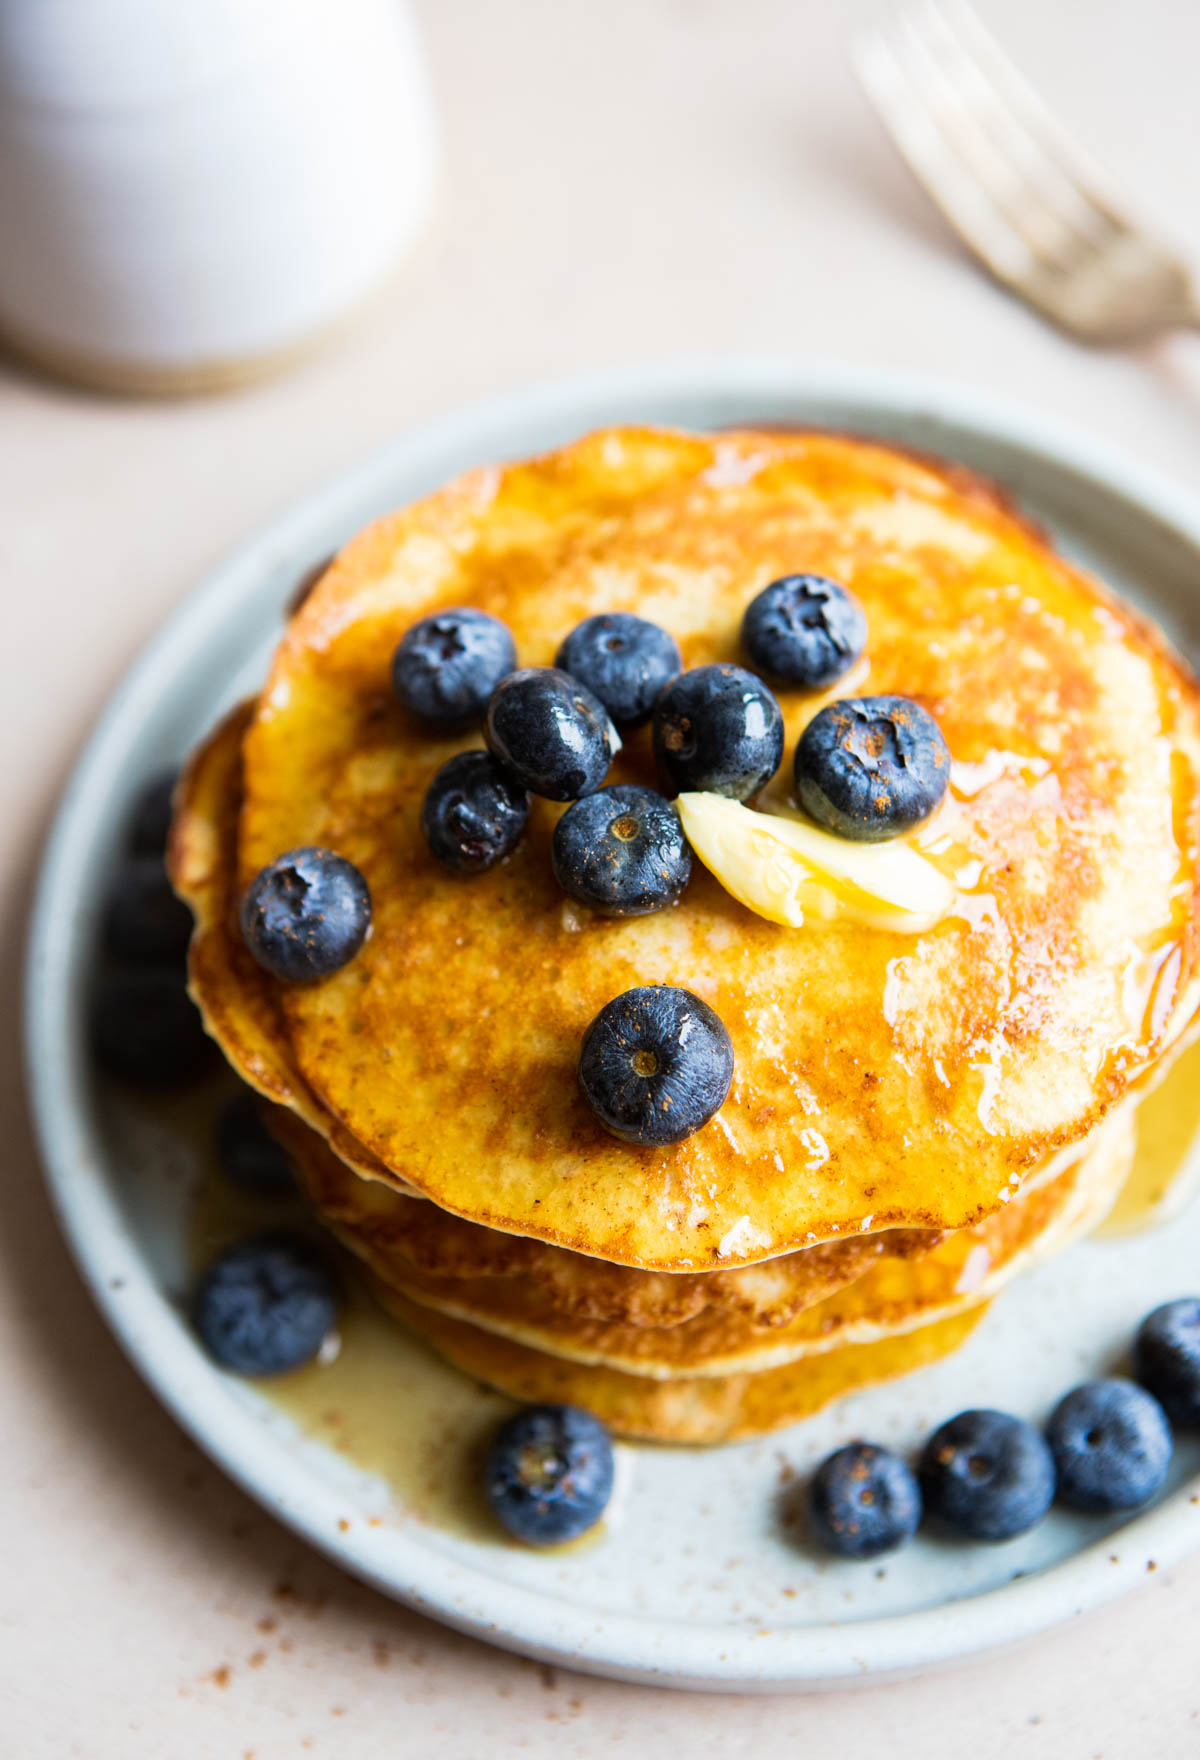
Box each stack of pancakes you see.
[169,426,1200,1443]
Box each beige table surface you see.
[6,0,1200,1752]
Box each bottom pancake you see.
[368,1280,986,1444]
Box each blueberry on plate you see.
[217,1093,296,1197]
[794,694,950,842]
[555,613,681,726]
[1046,1379,1173,1513]
[1136,1298,1200,1427]
[193,1233,338,1376]
[652,664,784,801]
[102,857,194,968]
[741,574,867,691]
[240,847,371,982]
[919,1409,1055,1541]
[89,969,214,1087]
[808,1441,922,1560]
[579,984,734,1147]
[421,750,530,873]
[127,768,179,857]
[484,667,617,801]
[552,785,691,916]
[391,607,516,725]
[485,1404,614,1545]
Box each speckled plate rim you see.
[24,359,1200,1692]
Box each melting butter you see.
[676,793,957,933]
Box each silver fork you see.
[853,0,1200,344]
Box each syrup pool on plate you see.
[191,1165,616,1550]
[190,1159,513,1543]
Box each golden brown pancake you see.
[283,1102,1129,1376]
[368,1281,986,1444]
[229,425,1200,1269]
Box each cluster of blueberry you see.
[232,578,958,1147]
[234,575,948,1150]
[807,1300,1200,1559]
[399,576,951,896]
[88,770,216,1086]
[403,606,690,894]
[387,577,950,1150]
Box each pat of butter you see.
[676,793,956,933]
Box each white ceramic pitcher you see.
[0,0,437,392]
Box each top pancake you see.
[237,425,1200,1270]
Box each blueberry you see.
[1136,1299,1200,1427]
[1046,1379,1173,1514]
[89,970,214,1087]
[552,785,691,916]
[919,1409,1055,1541]
[217,1093,296,1196]
[794,695,950,842]
[240,847,371,982]
[421,750,530,873]
[485,1404,614,1545]
[102,857,193,968]
[391,607,516,725]
[127,769,179,857]
[808,1441,922,1560]
[652,664,784,800]
[484,667,617,801]
[193,1233,338,1376]
[742,575,867,690]
[555,613,681,726]
[578,984,734,1147]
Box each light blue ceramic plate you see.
[24,363,1200,1690]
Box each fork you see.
[853,0,1200,344]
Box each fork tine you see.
[891,3,1101,275]
[932,0,1134,235]
[915,0,1125,250]
[852,30,1037,287]
[856,1,1198,343]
